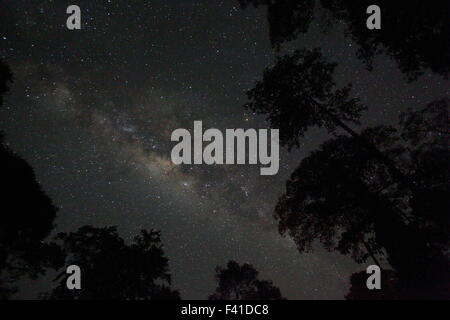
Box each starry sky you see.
[0,0,448,299]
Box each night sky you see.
[0,1,448,299]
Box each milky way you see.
[1,1,448,299]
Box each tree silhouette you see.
[346,269,400,300]
[400,98,449,150]
[396,99,449,258]
[242,6,450,293]
[244,34,449,297]
[45,226,180,300]
[274,99,449,298]
[276,128,398,261]
[239,0,450,80]
[246,48,412,188]
[0,60,63,299]
[0,60,12,107]
[246,48,365,149]
[239,0,315,48]
[209,260,285,300]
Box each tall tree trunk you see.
[311,98,417,195]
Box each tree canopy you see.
[209,260,285,300]
[239,0,450,80]
[346,269,400,300]
[245,48,364,149]
[0,59,63,299]
[274,99,449,298]
[45,226,180,300]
